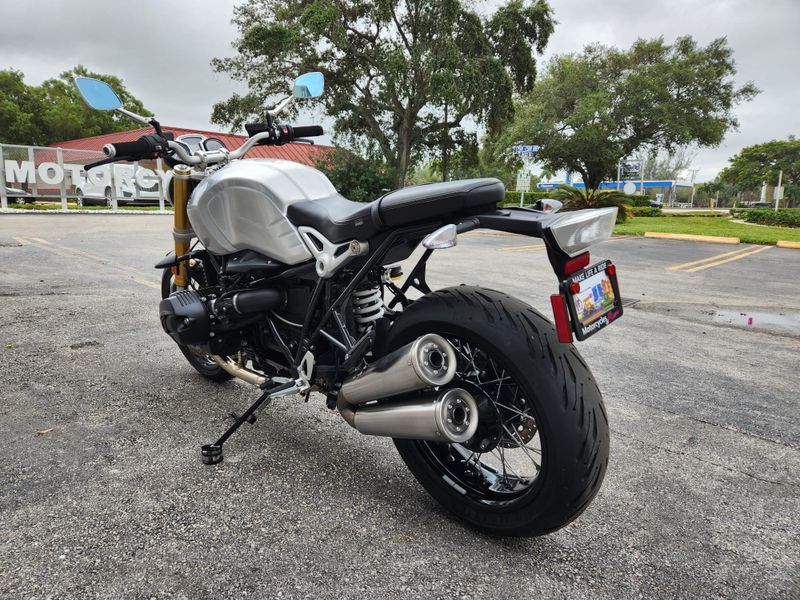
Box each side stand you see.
[201,379,298,465]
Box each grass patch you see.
[615,216,800,245]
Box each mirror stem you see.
[270,95,295,117]
[115,107,154,126]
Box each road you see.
[1,214,798,599]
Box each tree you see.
[550,185,631,222]
[719,138,800,202]
[0,66,152,146]
[506,36,758,192]
[211,0,555,186]
[641,147,695,180]
[314,148,396,202]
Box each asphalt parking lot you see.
[1,214,799,599]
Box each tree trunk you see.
[394,118,412,188]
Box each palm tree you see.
[551,185,631,222]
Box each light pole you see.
[775,169,783,211]
[688,168,700,207]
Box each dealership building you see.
[0,126,333,210]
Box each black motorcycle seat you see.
[287,178,504,243]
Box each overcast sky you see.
[2,0,797,182]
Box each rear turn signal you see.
[550,294,573,343]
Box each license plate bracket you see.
[559,260,623,340]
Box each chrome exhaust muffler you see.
[339,333,457,405]
[338,388,479,443]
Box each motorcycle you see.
[73,73,623,537]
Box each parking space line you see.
[684,245,771,272]
[499,236,630,252]
[500,243,547,252]
[15,236,160,290]
[667,246,758,271]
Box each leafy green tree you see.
[0,66,151,146]
[314,148,396,202]
[719,138,800,202]
[211,0,555,186]
[506,36,758,192]
[0,70,46,145]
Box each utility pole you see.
[441,101,449,182]
[616,161,621,191]
[774,169,783,211]
[688,168,700,207]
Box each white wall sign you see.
[4,159,167,189]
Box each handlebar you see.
[99,123,323,168]
[103,139,152,159]
[289,125,324,139]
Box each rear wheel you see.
[383,286,609,537]
[160,265,233,382]
[103,187,112,207]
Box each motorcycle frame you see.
[167,170,578,383]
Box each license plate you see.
[559,260,623,340]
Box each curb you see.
[1,209,172,215]
[777,240,800,249]
[644,232,740,244]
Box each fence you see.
[0,143,169,211]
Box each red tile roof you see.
[49,125,334,166]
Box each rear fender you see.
[462,206,617,279]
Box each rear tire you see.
[383,286,609,537]
[160,265,233,382]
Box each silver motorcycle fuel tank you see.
[187,159,339,264]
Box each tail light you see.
[547,207,617,257]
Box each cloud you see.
[2,0,797,181]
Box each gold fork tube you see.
[171,164,192,288]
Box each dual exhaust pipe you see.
[216,332,480,444]
[337,334,479,444]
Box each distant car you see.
[749,202,771,208]
[75,164,160,207]
[648,199,663,209]
[4,186,34,205]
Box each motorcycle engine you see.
[159,289,214,350]
[159,285,284,356]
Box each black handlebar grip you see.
[104,138,153,158]
[291,125,324,139]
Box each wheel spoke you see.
[417,334,544,502]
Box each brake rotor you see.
[500,413,538,447]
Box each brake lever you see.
[84,155,134,171]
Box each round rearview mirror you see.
[293,72,324,99]
[74,77,123,111]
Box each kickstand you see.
[201,379,296,465]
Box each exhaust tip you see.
[412,334,457,387]
[435,388,479,443]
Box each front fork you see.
[171,164,194,288]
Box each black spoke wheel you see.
[383,286,609,537]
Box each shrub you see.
[503,190,554,206]
[624,195,653,207]
[744,209,800,228]
[669,211,726,217]
[632,206,663,217]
